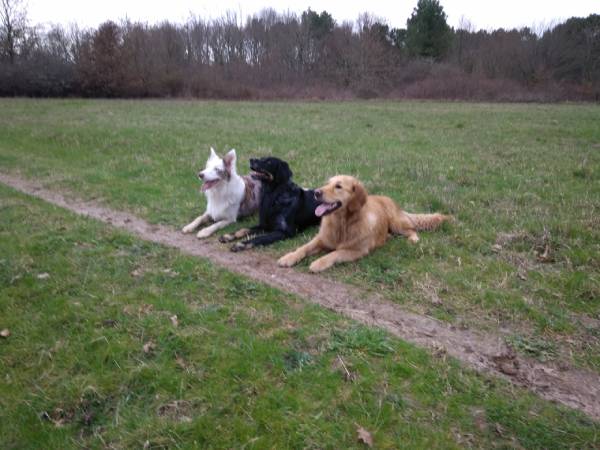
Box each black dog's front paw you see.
[230,242,245,252]
[231,242,253,252]
[219,233,235,243]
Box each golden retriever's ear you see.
[347,180,367,213]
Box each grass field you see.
[2,184,599,448]
[1,98,598,372]
[0,98,599,446]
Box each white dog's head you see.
[198,147,237,191]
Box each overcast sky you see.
[26,0,599,31]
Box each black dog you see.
[219,157,321,251]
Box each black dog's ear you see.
[276,160,292,183]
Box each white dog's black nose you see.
[198,172,204,180]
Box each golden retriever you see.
[278,175,452,272]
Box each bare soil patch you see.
[2,172,599,421]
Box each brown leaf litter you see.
[143,341,156,354]
[157,400,192,423]
[356,424,374,447]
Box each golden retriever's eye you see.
[335,184,342,189]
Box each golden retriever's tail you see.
[405,213,452,231]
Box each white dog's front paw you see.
[196,228,213,239]
[182,224,196,234]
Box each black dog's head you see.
[250,157,292,185]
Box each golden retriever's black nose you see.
[314,189,322,201]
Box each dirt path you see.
[2,171,599,421]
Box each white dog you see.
[182,148,262,238]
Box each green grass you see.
[2,184,599,448]
[0,98,599,373]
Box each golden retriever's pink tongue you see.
[315,204,331,217]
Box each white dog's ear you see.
[209,147,218,158]
[223,149,236,172]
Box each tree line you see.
[1,0,599,100]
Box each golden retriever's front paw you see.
[196,228,213,239]
[219,233,235,243]
[309,259,329,273]
[278,252,299,268]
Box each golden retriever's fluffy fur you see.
[278,175,451,272]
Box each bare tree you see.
[0,4,598,100]
[0,0,27,63]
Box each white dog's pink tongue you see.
[201,180,218,192]
[315,204,330,217]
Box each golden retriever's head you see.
[314,175,367,217]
